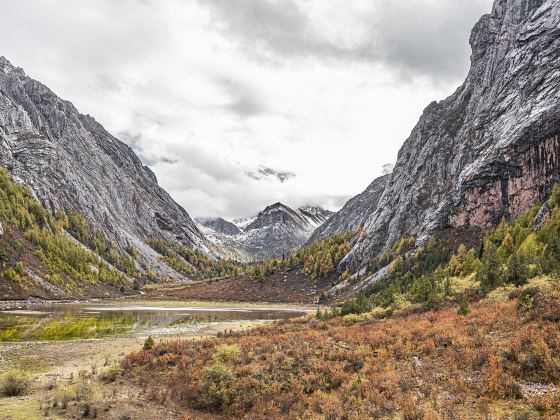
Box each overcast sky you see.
[1,0,491,220]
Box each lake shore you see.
[0,318,266,419]
[0,299,312,419]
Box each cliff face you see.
[0,57,211,279]
[309,175,389,244]
[329,0,560,271]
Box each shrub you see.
[144,336,154,350]
[517,287,538,312]
[457,300,470,316]
[100,365,122,383]
[516,277,560,321]
[2,268,21,283]
[14,261,24,274]
[0,369,31,396]
[213,344,241,364]
[342,312,373,324]
[55,385,77,409]
[483,284,517,304]
[199,362,236,411]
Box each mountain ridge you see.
[0,56,212,282]
[197,202,333,261]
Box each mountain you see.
[318,0,560,275]
[309,174,390,243]
[0,56,212,285]
[197,203,333,261]
[195,217,241,236]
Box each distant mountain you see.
[195,217,241,236]
[0,56,212,288]
[197,203,333,261]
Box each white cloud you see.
[0,0,491,219]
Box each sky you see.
[0,0,491,220]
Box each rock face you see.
[321,0,560,272]
[0,57,211,279]
[309,175,389,243]
[198,203,333,261]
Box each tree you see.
[457,299,470,316]
[548,183,560,209]
[478,242,502,292]
[506,252,528,286]
[143,336,154,350]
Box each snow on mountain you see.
[197,203,333,261]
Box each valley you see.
[0,0,559,418]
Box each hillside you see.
[309,175,389,243]
[0,169,134,299]
[121,277,560,419]
[0,57,212,283]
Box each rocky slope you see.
[0,57,212,282]
[309,174,389,243]
[197,203,333,261]
[318,0,560,274]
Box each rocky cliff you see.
[0,57,211,280]
[198,203,333,261]
[322,0,560,273]
[309,175,389,243]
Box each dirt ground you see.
[148,271,325,304]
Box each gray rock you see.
[309,174,389,243]
[196,217,241,236]
[0,57,212,279]
[319,0,560,273]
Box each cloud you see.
[199,0,489,83]
[118,131,178,166]
[381,162,395,175]
[0,0,493,220]
[91,73,122,93]
[245,166,296,183]
[217,77,268,117]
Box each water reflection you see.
[0,303,307,342]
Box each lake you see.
[0,302,310,341]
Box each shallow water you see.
[0,302,308,341]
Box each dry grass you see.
[121,283,560,419]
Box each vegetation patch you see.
[0,315,133,342]
[327,187,560,317]
[148,238,245,279]
[122,278,560,418]
[0,168,131,296]
[0,369,31,397]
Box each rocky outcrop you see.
[326,0,560,272]
[309,175,389,243]
[198,203,333,261]
[0,57,212,279]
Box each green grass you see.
[0,315,133,342]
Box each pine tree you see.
[478,242,502,292]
